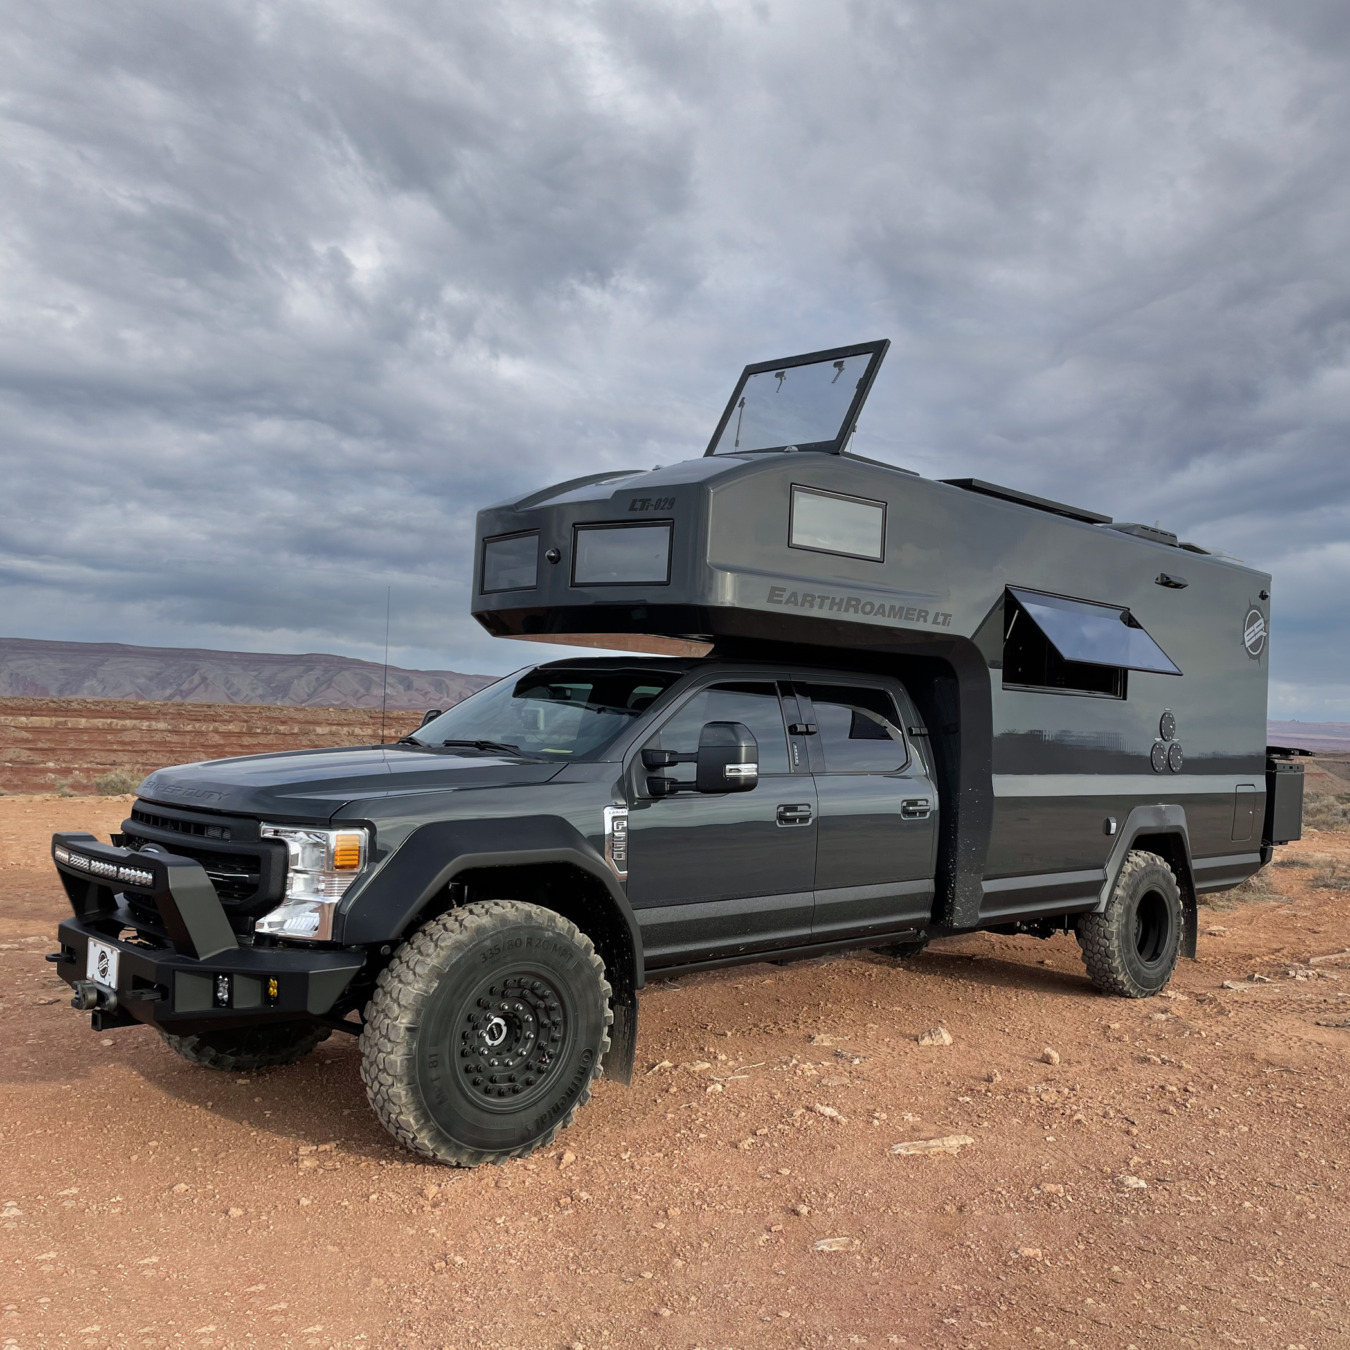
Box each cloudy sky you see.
[2,1,1348,717]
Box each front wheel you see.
[1076,850,1182,998]
[360,901,612,1166]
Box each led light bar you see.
[55,846,155,889]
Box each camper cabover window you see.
[789,486,886,562]
[482,531,540,593]
[572,522,673,587]
[1003,590,1127,698]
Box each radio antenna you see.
[379,587,391,745]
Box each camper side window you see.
[1003,593,1127,698]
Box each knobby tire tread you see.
[160,1021,331,1071]
[1076,849,1179,999]
[360,900,612,1168]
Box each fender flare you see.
[336,816,643,1082]
[1094,804,1198,959]
[338,816,642,973]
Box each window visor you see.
[1007,588,1181,676]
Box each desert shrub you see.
[1304,790,1350,834]
[1312,864,1350,892]
[1203,870,1283,909]
[1273,857,1312,868]
[93,768,143,796]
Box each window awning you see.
[1007,588,1181,676]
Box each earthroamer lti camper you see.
[49,340,1302,1165]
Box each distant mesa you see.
[0,637,492,710]
[1267,720,1350,756]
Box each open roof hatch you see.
[705,340,890,457]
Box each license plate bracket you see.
[86,940,120,990]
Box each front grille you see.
[130,806,233,841]
[122,799,285,924]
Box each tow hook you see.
[70,980,116,1013]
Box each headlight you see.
[255,825,369,942]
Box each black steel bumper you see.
[50,832,365,1034]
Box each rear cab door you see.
[794,675,938,943]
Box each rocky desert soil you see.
[2,791,1349,1350]
[0,700,423,795]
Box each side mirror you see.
[695,721,758,793]
[419,709,443,728]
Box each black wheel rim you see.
[455,970,569,1113]
[1133,889,1171,967]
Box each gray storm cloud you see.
[1,0,1347,715]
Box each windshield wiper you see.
[438,738,536,758]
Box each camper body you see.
[473,444,1283,938]
[46,341,1301,1166]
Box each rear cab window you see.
[798,683,909,773]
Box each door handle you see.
[776,803,813,826]
[901,798,932,819]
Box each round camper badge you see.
[1243,608,1267,658]
[95,947,112,983]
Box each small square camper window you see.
[789,486,885,562]
[482,532,539,593]
[573,522,672,587]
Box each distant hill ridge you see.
[0,637,492,710]
[1267,720,1350,755]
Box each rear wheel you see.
[1076,850,1182,998]
[360,900,612,1167]
[159,1021,330,1071]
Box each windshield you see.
[709,350,877,454]
[409,666,682,759]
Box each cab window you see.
[646,683,791,782]
[802,683,908,773]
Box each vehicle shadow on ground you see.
[130,1028,411,1162]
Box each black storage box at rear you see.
[1265,758,1304,846]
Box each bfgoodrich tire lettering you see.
[1076,850,1182,998]
[360,900,612,1167]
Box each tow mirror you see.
[695,721,758,793]
[419,709,443,728]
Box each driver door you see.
[626,680,816,969]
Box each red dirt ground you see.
[2,793,1349,1350]
[0,699,425,795]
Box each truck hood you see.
[136,744,565,819]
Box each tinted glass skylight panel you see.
[1007,588,1181,675]
[710,353,875,454]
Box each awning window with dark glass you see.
[1003,587,1180,698]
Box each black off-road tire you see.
[360,901,613,1167]
[1076,850,1182,998]
[159,1021,331,1071]
[873,940,928,961]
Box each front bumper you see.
[50,832,365,1034]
